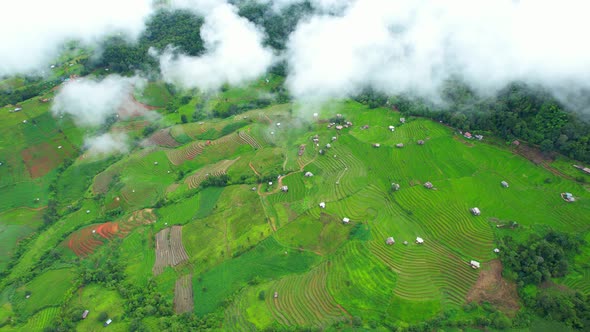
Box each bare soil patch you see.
[174,274,194,314]
[466,259,520,314]
[152,226,189,276]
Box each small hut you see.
[362,125,370,130]
[342,217,350,224]
[154,161,158,165]
[470,260,481,269]
[424,182,433,189]
[416,237,424,244]
[319,202,326,209]
[268,181,273,186]
[304,172,314,177]
[562,193,576,202]
[403,241,408,245]
[470,207,481,216]
[400,118,406,124]
[104,319,112,327]
[274,291,278,298]
[86,210,90,214]
[494,248,500,253]
[332,136,337,141]
[281,186,289,192]
[313,113,319,118]
[326,143,331,149]
[82,310,89,319]
[372,143,381,148]
[396,143,404,148]
[386,237,395,245]
[388,125,395,131]
[501,181,509,188]
[417,140,425,145]
[251,187,257,191]
[319,149,325,155]
[335,125,343,130]
[391,183,400,191]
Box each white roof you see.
[106,319,112,324]
[388,125,394,129]
[470,260,480,268]
[494,248,500,253]
[319,202,326,208]
[342,217,350,223]
[313,113,318,117]
[416,237,424,243]
[472,207,480,213]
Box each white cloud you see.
[285,0,590,110]
[159,2,274,91]
[0,0,153,76]
[84,132,129,156]
[52,75,145,126]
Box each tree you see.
[97,311,108,322]
[181,114,188,123]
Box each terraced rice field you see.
[266,262,347,328]
[166,141,206,165]
[174,274,194,314]
[184,158,239,189]
[147,128,180,148]
[153,226,189,275]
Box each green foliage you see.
[500,231,583,285]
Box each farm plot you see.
[21,141,73,178]
[184,158,239,189]
[174,274,194,314]
[266,262,347,328]
[13,268,76,318]
[152,226,189,276]
[146,128,180,148]
[166,141,206,166]
[238,130,262,149]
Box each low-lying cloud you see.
[158,2,274,91]
[51,75,145,126]
[84,132,129,156]
[285,0,590,110]
[0,0,153,76]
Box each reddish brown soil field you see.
[21,142,59,178]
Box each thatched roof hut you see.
[281,186,289,192]
[386,237,395,245]
[470,207,481,216]
[424,182,433,189]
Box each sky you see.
[3,0,590,154]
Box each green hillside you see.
[1,77,589,331]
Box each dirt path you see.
[249,162,261,176]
